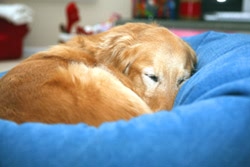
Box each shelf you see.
[116,19,250,32]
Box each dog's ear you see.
[96,31,137,73]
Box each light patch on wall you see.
[217,0,227,3]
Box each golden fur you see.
[0,23,196,126]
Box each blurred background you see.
[0,0,250,71]
[0,0,131,47]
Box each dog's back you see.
[0,45,152,126]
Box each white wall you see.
[1,0,132,47]
[243,0,250,12]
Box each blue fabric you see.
[0,71,7,78]
[0,31,250,167]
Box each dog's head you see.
[128,35,196,111]
[73,23,196,111]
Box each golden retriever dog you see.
[0,23,196,126]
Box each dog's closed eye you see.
[145,73,159,82]
[142,68,160,88]
[177,78,186,87]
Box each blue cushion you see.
[0,71,7,78]
[0,31,250,167]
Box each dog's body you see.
[0,23,196,126]
[0,47,152,126]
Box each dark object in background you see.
[0,19,29,60]
[202,0,245,22]
[202,0,243,16]
[132,0,177,19]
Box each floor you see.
[0,58,23,72]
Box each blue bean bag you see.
[0,31,250,167]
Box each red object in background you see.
[0,19,29,60]
[179,0,202,20]
[66,2,80,33]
